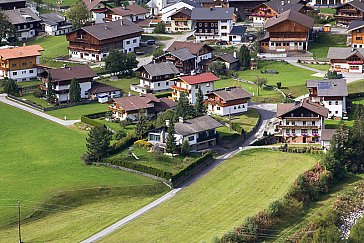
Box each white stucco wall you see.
[7,68,37,82]
[209,102,248,116]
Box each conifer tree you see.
[195,87,206,117]
[86,125,112,161]
[166,120,176,154]
[69,78,81,103]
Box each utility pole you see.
[18,200,22,243]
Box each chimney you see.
[281,0,285,5]
[233,51,237,58]
[166,119,170,127]
[179,117,184,123]
[121,19,123,25]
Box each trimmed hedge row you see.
[231,122,245,134]
[155,92,172,98]
[80,115,103,127]
[108,133,136,156]
[349,92,364,99]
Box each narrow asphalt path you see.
[80,103,277,243]
[0,94,80,126]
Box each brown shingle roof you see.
[210,87,252,101]
[89,82,121,94]
[276,99,329,117]
[48,65,97,82]
[81,19,143,40]
[166,41,213,55]
[82,0,108,11]
[111,4,148,16]
[113,93,176,112]
[265,9,314,29]
[0,45,43,60]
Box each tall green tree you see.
[156,109,176,128]
[105,50,138,76]
[349,105,364,170]
[135,109,148,139]
[327,70,338,79]
[69,78,81,103]
[46,73,56,103]
[195,87,206,117]
[0,12,16,44]
[175,92,195,119]
[254,76,267,96]
[86,125,112,161]
[239,45,251,69]
[153,22,166,34]
[4,79,18,96]
[66,0,91,29]
[165,120,176,154]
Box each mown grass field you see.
[98,77,139,95]
[348,79,364,94]
[309,33,347,60]
[0,102,166,233]
[101,149,318,242]
[26,35,69,59]
[301,63,330,72]
[43,0,75,6]
[46,103,109,120]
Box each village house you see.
[0,0,26,10]
[148,115,223,151]
[39,65,97,103]
[275,99,329,143]
[82,0,112,24]
[166,41,214,68]
[169,8,193,32]
[4,7,42,41]
[251,0,311,25]
[40,12,73,36]
[306,79,348,118]
[309,0,346,7]
[327,47,364,73]
[228,0,267,20]
[335,0,364,26]
[191,7,237,42]
[109,93,177,121]
[259,9,314,54]
[171,72,220,104]
[147,0,167,16]
[209,52,240,70]
[131,62,179,94]
[155,48,197,74]
[320,128,337,150]
[0,45,43,82]
[198,0,229,8]
[161,0,200,22]
[206,86,252,116]
[88,82,122,103]
[66,19,143,62]
[104,4,149,23]
[347,20,364,48]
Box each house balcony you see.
[171,85,188,92]
[270,37,307,42]
[196,133,218,143]
[195,32,218,36]
[335,15,363,19]
[347,61,364,64]
[278,125,321,129]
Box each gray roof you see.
[140,62,179,77]
[175,115,223,136]
[306,79,348,97]
[169,48,196,61]
[81,19,143,41]
[321,129,337,141]
[4,7,41,25]
[40,12,66,26]
[89,82,121,94]
[337,0,364,12]
[348,20,364,31]
[180,0,201,8]
[210,87,252,101]
[191,7,235,20]
[265,9,314,29]
[230,26,246,36]
[215,53,239,64]
[0,0,25,3]
[327,47,364,60]
[264,0,305,13]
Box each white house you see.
[206,87,252,116]
[82,0,112,24]
[171,72,220,104]
[161,0,200,22]
[166,41,214,65]
[147,0,167,16]
[306,79,348,118]
[320,128,337,150]
[40,12,73,36]
[327,47,364,74]
[131,62,180,94]
[88,81,122,103]
[148,115,223,151]
[105,4,149,22]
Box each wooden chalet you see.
[155,48,196,74]
[228,0,267,20]
[335,0,364,26]
[198,0,229,8]
[259,9,314,53]
[348,20,364,48]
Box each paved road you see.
[80,103,276,243]
[0,94,80,126]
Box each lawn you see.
[96,118,136,135]
[17,80,43,88]
[301,63,330,72]
[111,145,199,174]
[26,35,69,59]
[0,102,166,231]
[20,93,53,108]
[46,102,109,120]
[319,8,336,15]
[309,33,347,60]
[141,35,174,41]
[348,79,364,94]
[101,149,318,242]
[98,77,140,95]
[43,0,75,6]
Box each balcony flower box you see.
[302,133,308,137]
[312,133,319,137]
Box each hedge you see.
[155,92,172,98]
[84,111,109,119]
[349,92,364,99]
[81,115,104,127]
[231,122,245,134]
[108,133,137,156]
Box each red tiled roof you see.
[0,45,43,60]
[179,72,220,85]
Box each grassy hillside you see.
[0,102,166,232]
[101,149,318,242]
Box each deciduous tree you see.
[66,0,91,29]
[105,50,138,76]
[208,61,227,76]
[69,78,81,103]
[253,76,267,96]
[153,22,166,34]
[4,79,18,96]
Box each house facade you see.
[327,47,364,73]
[109,93,177,121]
[0,45,43,82]
[275,99,329,143]
[148,115,223,151]
[67,19,143,62]
[156,48,197,74]
[306,79,348,118]
[259,9,314,53]
[191,7,237,42]
[82,0,111,24]
[161,0,200,22]
[171,72,220,104]
[335,0,364,26]
[39,65,97,103]
[170,8,193,32]
[88,82,122,103]
[206,86,252,116]
[348,20,364,48]
[40,12,73,36]
[104,4,149,22]
[4,7,42,41]
[228,0,267,20]
[131,62,180,94]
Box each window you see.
[29,70,33,74]
[126,40,130,44]
[286,121,290,125]
[292,121,295,125]
[12,64,16,68]
[335,101,339,105]
[133,39,137,43]
[22,62,27,66]
[13,72,17,76]
[199,23,202,27]
[92,54,95,57]
[286,129,290,134]
[301,129,307,134]
[312,121,315,126]
[217,106,220,110]
[234,106,236,110]
[329,101,332,105]
[221,26,227,30]
[292,129,296,134]
[335,111,338,114]
[205,23,208,27]
[206,83,210,87]
[188,136,194,141]
[166,81,169,86]
[356,36,363,41]
[22,71,26,74]
[303,121,306,126]
[312,129,318,134]
[195,85,198,89]
[157,83,160,87]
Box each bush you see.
[81,115,103,127]
[276,82,282,89]
[119,118,132,128]
[267,200,284,217]
[81,153,93,165]
[181,140,191,156]
[134,139,152,149]
[231,122,245,134]
[114,130,126,140]
[109,133,136,155]
[33,89,44,98]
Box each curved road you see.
[80,103,277,243]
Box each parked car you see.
[146,40,156,45]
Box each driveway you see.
[0,94,80,126]
[80,103,277,243]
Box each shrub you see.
[267,200,284,217]
[109,133,136,155]
[33,89,44,98]
[81,153,93,165]
[81,115,103,127]
[114,130,126,140]
[119,118,132,128]
[181,140,191,156]
[276,82,282,89]
[231,122,245,134]
[134,139,152,149]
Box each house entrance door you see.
[303,137,307,143]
